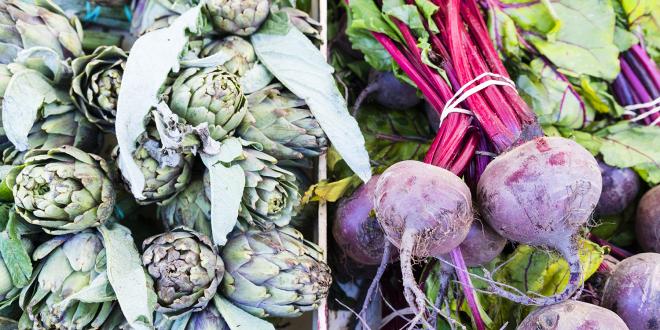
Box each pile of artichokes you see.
[0,0,331,328]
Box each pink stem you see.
[450,248,486,330]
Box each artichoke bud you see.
[237,84,328,160]
[71,45,128,133]
[158,179,212,238]
[11,146,116,235]
[279,7,322,45]
[19,231,119,330]
[154,298,230,330]
[205,0,270,36]
[0,0,84,64]
[166,66,247,141]
[142,227,225,318]
[201,36,257,78]
[221,226,331,318]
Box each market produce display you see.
[0,0,373,329]
[323,0,660,329]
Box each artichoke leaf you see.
[201,137,245,246]
[214,295,274,330]
[116,5,203,200]
[252,12,372,182]
[0,212,32,288]
[99,223,156,330]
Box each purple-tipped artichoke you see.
[205,0,269,36]
[221,226,331,318]
[142,227,225,318]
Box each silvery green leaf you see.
[12,47,71,84]
[252,14,372,182]
[116,5,203,200]
[201,137,244,246]
[215,296,274,330]
[179,49,235,68]
[2,70,58,151]
[239,64,273,93]
[0,213,32,287]
[99,223,156,330]
[53,272,115,306]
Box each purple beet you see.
[333,175,393,265]
[353,71,421,113]
[636,186,660,253]
[601,253,660,330]
[518,300,628,330]
[459,220,507,267]
[595,161,641,216]
[478,137,602,305]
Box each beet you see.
[333,175,392,265]
[595,161,641,216]
[601,253,660,330]
[353,71,421,113]
[477,136,602,305]
[636,186,660,253]
[373,160,473,326]
[459,220,507,267]
[517,300,628,330]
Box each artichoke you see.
[142,227,225,318]
[221,226,332,318]
[167,66,247,141]
[237,84,327,159]
[204,147,300,229]
[158,179,212,238]
[18,230,120,329]
[154,297,229,330]
[71,45,128,132]
[279,7,322,44]
[201,36,256,78]
[0,0,84,64]
[10,146,116,235]
[205,0,269,36]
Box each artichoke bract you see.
[71,45,127,132]
[167,66,247,141]
[0,0,84,64]
[11,146,116,235]
[205,0,269,36]
[279,7,322,45]
[143,227,225,318]
[221,226,332,318]
[238,84,328,160]
[18,230,119,329]
[201,36,256,78]
[158,179,212,237]
[154,298,229,330]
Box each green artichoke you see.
[18,230,120,329]
[279,7,322,45]
[204,146,300,229]
[71,45,127,132]
[167,66,247,141]
[143,227,225,318]
[205,0,269,36]
[221,226,332,318]
[237,84,327,160]
[201,36,257,78]
[154,297,229,330]
[158,179,212,238]
[10,146,116,235]
[0,0,84,64]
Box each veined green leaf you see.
[99,223,156,330]
[252,15,372,183]
[620,0,660,62]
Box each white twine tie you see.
[623,97,660,126]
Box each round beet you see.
[459,220,507,267]
[333,175,392,265]
[477,136,602,305]
[601,253,660,330]
[595,161,641,216]
[352,71,421,113]
[374,160,473,327]
[636,186,660,253]
[517,300,628,330]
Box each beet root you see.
[352,71,421,113]
[477,136,602,305]
[595,161,641,216]
[459,220,507,267]
[333,175,394,265]
[602,252,660,330]
[636,186,660,253]
[517,300,628,330]
[374,160,473,327]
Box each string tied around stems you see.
[623,97,660,126]
[438,72,518,128]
